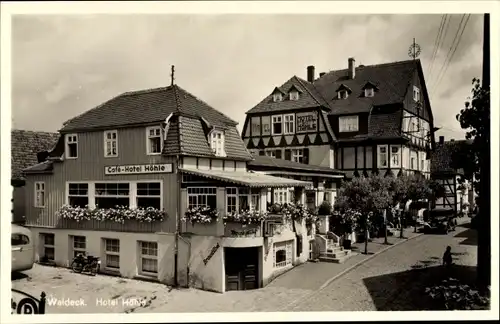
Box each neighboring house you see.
[242,58,436,181]
[11,129,59,224]
[22,84,317,293]
[431,136,475,214]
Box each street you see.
[11,224,477,313]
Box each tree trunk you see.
[383,209,388,244]
[364,224,368,254]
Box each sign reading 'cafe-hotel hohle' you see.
[105,163,173,175]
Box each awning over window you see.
[179,168,313,189]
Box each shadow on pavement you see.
[11,271,30,281]
[454,228,477,246]
[363,264,477,311]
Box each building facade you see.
[22,84,322,293]
[242,58,436,181]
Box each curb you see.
[282,233,424,311]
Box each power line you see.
[429,15,453,87]
[432,14,471,95]
[428,15,447,80]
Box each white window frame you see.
[226,187,260,213]
[71,235,86,258]
[339,115,359,132]
[292,149,304,163]
[187,187,217,209]
[34,182,45,208]
[139,241,158,276]
[104,238,120,270]
[42,233,55,261]
[284,114,295,134]
[274,188,293,205]
[65,134,78,159]
[273,240,293,268]
[67,182,89,208]
[94,182,131,209]
[272,115,283,135]
[136,181,162,210]
[273,93,283,102]
[338,90,348,99]
[390,146,401,168]
[209,130,226,157]
[410,151,417,170]
[265,150,276,158]
[146,126,163,155]
[289,91,299,101]
[413,86,420,102]
[365,88,374,97]
[378,145,388,168]
[104,130,118,158]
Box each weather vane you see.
[408,38,421,60]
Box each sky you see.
[11,13,485,141]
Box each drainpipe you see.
[174,154,181,287]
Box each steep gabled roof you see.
[431,140,472,175]
[246,76,331,114]
[11,130,59,181]
[60,85,237,132]
[314,59,419,115]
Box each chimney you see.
[439,136,444,144]
[307,65,315,82]
[348,57,356,79]
[319,72,326,77]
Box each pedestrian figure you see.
[443,246,453,268]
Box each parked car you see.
[11,224,35,272]
[423,208,456,234]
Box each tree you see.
[456,77,490,289]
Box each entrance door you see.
[224,247,259,291]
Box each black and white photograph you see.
[1,1,498,322]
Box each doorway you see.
[224,247,259,291]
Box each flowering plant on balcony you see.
[56,205,165,223]
[223,209,268,225]
[182,206,219,225]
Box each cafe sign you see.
[105,163,173,175]
[296,112,318,133]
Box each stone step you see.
[319,254,349,264]
[321,250,351,259]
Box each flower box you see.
[56,205,165,224]
[223,210,268,225]
[182,206,219,225]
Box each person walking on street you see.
[443,246,453,268]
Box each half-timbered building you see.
[242,58,437,182]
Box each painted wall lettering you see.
[296,112,318,133]
[105,163,173,175]
[203,242,220,265]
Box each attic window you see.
[364,88,374,97]
[289,91,299,101]
[413,86,420,102]
[65,134,78,159]
[146,126,163,155]
[210,130,226,157]
[273,93,283,102]
[338,90,348,100]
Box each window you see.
[390,146,400,168]
[284,114,295,134]
[11,233,30,246]
[210,131,226,157]
[104,130,118,157]
[338,90,348,99]
[309,241,314,260]
[226,188,261,213]
[187,187,217,209]
[95,183,130,209]
[413,86,420,102]
[266,150,276,158]
[339,116,359,132]
[68,183,89,207]
[289,91,299,101]
[273,241,292,268]
[272,115,282,135]
[146,126,162,155]
[420,155,426,172]
[292,149,304,163]
[226,188,237,213]
[273,93,283,102]
[104,239,120,270]
[34,182,45,207]
[274,188,293,204]
[378,146,388,168]
[410,152,417,170]
[137,182,161,209]
[365,88,374,97]
[139,241,158,275]
[65,134,78,159]
[42,233,55,261]
[72,235,86,258]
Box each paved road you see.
[287,225,478,311]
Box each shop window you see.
[210,130,226,157]
[104,238,120,270]
[188,187,217,209]
[95,183,130,209]
[272,115,283,135]
[104,130,118,157]
[34,182,45,207]
[146,126,162,155]
[284,114,295,134]
[139,241,158,275]
[65,134,78,159]
[136,182,161,209]
[71,235,86,258]
[68,183,89,207]
[42,233,55,261]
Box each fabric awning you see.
[180,168,313,188]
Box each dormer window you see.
[289,91,299,101]
[364,88,374,97]
[413,86,420,102]
[210,130,226,157]
[65,134,78,159]
[338,90,348,100]
[273,93,283,102]
[146,126,163,155]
